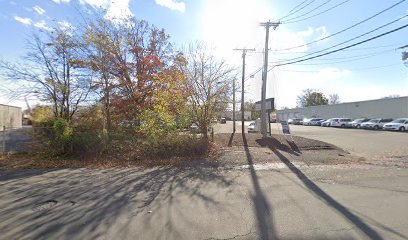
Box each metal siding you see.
[277,97,408,121]
[0,104,22,129]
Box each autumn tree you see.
[81,17,118,133]
[0,30,92,121]
[81,16,188,134]
[297,89,329,107]
[184,43,235,137]
[328,94,340,105]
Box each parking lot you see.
[214,121,408,160]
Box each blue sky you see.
[1,0,408,109]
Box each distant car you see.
[211,118,218,123]
[248,122,256,133]
[302,118,311,126]
[321,118,336,127]
[330,118,352,128]
[304,118,324,126]
[347,118,369,128]
[360,118,393,130]
[288,118,302,125]
[220,117,227,124]
[382,118,408,132]
[189,123,199,132]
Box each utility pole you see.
[234,48,255,134]
[260,20,279,138]
[232,78,236,133]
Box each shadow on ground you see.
[254,134,385,240]
[0,162,234,239]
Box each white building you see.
[0,104,22,130]
[276,96,408,121]
[220,111,252,121]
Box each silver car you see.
[383,118,408,132]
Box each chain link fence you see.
[0,126,52,153]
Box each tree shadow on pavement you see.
[0,162,234,239]
[242,133,277,240]
[262,143,384,240]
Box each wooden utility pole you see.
[260,21,279,138]
[232,78,236,133]
[233,48,255,133]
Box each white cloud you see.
[57,20,73,30]
[14,16,32,25]
[79,0,133,20]
[33,5,46,15]
[51,0,70,4]
[155,0,185,12]
[315,26,329,42]
[297,27,314,38]
[33,20,52,31]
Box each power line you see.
[271,48,395,65]
[271,42,408,54]
[279,0,317,21]
[278,14,408,64]
[275,0,406,51]
[276,63,401,72]
[273,22,408,68]
[281,0,352,24]
[283,0,335,23]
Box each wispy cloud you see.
[51,0,70,4]
[14,16,32,25]
[33,20,52,31]
[315,26,329,42]
[155,0,185,12]
[57,20,74,30]
[79,0,133,20]
[33,5,46,15]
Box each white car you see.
[360,118,393,130]
[330,118,352,128]
[383,118,408,132]
[321,118,335,127]
[248,122,256,133]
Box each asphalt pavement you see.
[0,159,407,239]
[1,122,407,239]
[214,121,408,160]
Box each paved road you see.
[214,121,408,159]
[1,158,407,239]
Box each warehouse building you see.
[0,104,22,130]
[276,96,408,121]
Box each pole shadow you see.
[242,133,276,240]
[267,146,384,240]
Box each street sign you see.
[255,98,274,111]
[280,120,291,135]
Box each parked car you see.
[248,122,256,133]
[360,118,393,130]
[347,118,369,128]
[382,118,408,132]
[302,118,311,126]
[220,117,227,124]
[303,118,324,126]
[288,118,302,125]
[330,118,352,128]
[321,118,335,127]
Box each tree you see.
[81,16,188,133]
[241,101,260,120]
[328,94,340,105]
[184,43,234,137]
[296,89,328,107]
[0,30,92,121]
